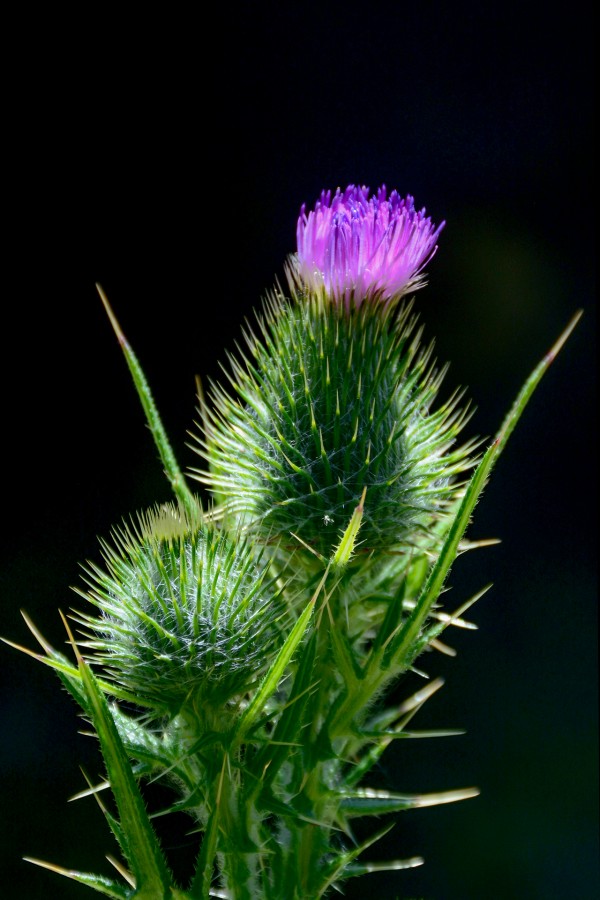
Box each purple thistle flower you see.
[294,184,445,308]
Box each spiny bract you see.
[74,502,286,717]
[193,290,478,563]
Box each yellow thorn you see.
[545,309,583,363]
[411,787,480,807]
[20,610,56,654]
[59,609,83,664]
[95,283,128,348]
[106,855,136,888]
[0,636,45,662]
[397,677,445,715]
[430,637,457,657]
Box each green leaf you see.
[369,578,406,656]
[252,630,317,788]
[328,617,362,691]
[331,487,367,569]
[97,284,199,520]
[190,755,225,900]
[356,727,465,739]
[385,439,497,666]
[386,308,583,668]
[75,638,174,896]
[338,786,479,817]
[344,678,448,787]
[74,769,129,871]
[316,822,397,896]
[344,856,424,877]
[234,571,324,745]
[256,789,328,827]
[2,612,156,710]
[24,858,131,898]
[493,309,582,457]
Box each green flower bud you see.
[74,503,286,718]
[193,291,478,563]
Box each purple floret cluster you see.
[295,184,444,308]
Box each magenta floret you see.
[295,185,444,307]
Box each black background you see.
[1,3,597,898]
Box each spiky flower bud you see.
[194,186,476,563]
[74,503,285,719]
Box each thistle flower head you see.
[74,504,286,719]
[195,298,477,565]
[294,184,445,308]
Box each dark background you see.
[1,2,596,898]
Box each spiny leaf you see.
[332,487,367,569]
[338,786,480,817]
[74,768,129,874]
[383,310,582,672]
[66,617,174,895]
[344,856,424,877]
[251,630,318,788]
[234,568,325,745]
[316,822,397,896]
[190,754,226,900]
[23,858,131,899]
[96,283,198,520]
[2,611,158,709]
[345,678,447,787]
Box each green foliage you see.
[3,275,580,898]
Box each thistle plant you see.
[4,183,581,899]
